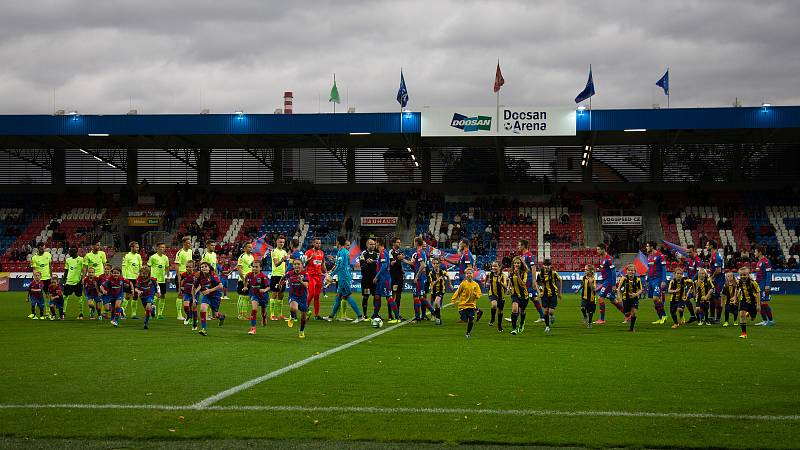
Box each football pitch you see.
[1,292,798,449]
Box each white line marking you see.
[0,403,798,421]
[193,315,417,408]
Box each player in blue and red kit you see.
[47,275,65,320]
[645,242,668,324]
[134,266,160,329]
[246,260,270,335]
[180,260,200,329]
[753,245,774,326]
[283,259,310,338]
[194,262,225,336]
[705,240,725,324]
[83,268,101,320]
[372,238,402,322]
[27,271,46,319]
[101,267,129,327]
[411,237,435,322]
[594,243,625,324]
[517,240,544,322]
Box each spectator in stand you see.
[344,216,354,237]
[543,231,551,242]
[788,256,798,270]
[560,213,570,225]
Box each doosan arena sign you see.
[421,107,576,137]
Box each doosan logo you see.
[450,113,492,132]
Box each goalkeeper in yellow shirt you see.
[451,266,483,338]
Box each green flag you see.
[329,74,340,104]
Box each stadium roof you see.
[0,106,798,149]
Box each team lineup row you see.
[24,236,775,339]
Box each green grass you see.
[1,291,798,449]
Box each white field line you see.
[0,403,798,421]
[193,311,420,408]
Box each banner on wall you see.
[602,216,643,226]
[361,217,398,226]
[421,107,576,137]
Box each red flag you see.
[493,61,504,93]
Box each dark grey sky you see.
[1,0,798,114]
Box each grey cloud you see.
[0,0,798,115]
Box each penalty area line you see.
[0,404,798,422]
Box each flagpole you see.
[667,67,670,109]
[496,91,500,133]
[333,73,336,114]
[400,69,404,134]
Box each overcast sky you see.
[0,0,798,115]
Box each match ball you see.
[371,317,383,328]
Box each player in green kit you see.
[122,241,143,319]
[174,237,194,321]
[236,242,255,320]
[148,242,170,320]
[63,246,85,318]
[30,242,53,316]
[201,240,218,269]
[83,241,107,278]
[269,236,289,320]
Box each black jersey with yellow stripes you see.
[537,269,561,297]
[486,271,506,298]
[618,275,642,301]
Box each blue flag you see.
[656,70,669,95]
[574,66,595,103]
[396,70,409,108]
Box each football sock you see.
[200,311,207,330]
[300,312,307,331]
[497,311,504,329]
[613,301,625,313]
[533,300,544,318]
[762,303,773,321]
[30,304,35,315]
[372,297,381,318]
[654,301,665,319]
[345,297,362,317]
[57,305,64,318]
[629,315,637,331]
[192,309,198,328]
[144,305,151,324]
[413,298,421,319]
[587,311,594,324]
[544,313,550,326]
[129,297,138,317]
[580,306,587,319]
[511,312,518,329]
[434,306,441,319]
[38,305,44,316]
[520,312,527,328]
[330,296,342,317]
[423,299,434,316]
[50,305,56,317]
[741,322,746,334]
[115,307,123,321]
[685,300,696,317]
[176,298,183,317]
[466,317,474,334]
[599,300,606,321]
[183,304,190,319]
[671,312,678,324]
[395,292,402,312]
[387,297,399,318]
[490,306,497,322]
[250,309,257,327]
[362,295,369,317]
